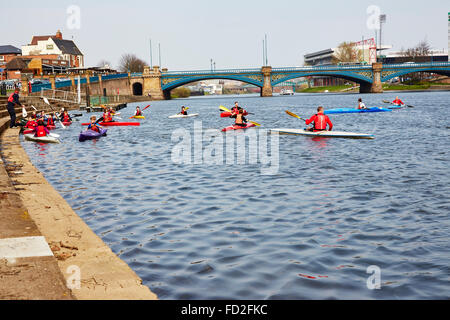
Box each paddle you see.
[220,105,260,127]
[43,97,66,129]
[285,110,307,122]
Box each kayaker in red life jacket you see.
[60,110,72,123]
[305,106,333,132]
[31,111,37,120]
[103,110,113,123]
[231,109,248,127]
[25,116,37,129]
[87,116,102,132]
[32,120,50,137]
[392,96,405,106]
[47,113,55,126]
[231,102,240,115]
[135,107,143,116]
[179,106,188,115]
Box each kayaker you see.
[7,88,22,128]
[25,116,37,130]
[305,106,333,132]
[231,109,248,127]
[86,116,102,133]
[135,107,143,116]
[46,113,55,127]
[31,111,37,120]
[32,120,50,137]
[357,98,367,110]
[392,96,405,106]
[37,110,45,120]
[231,102,240,115]
[103,109,113,123]
[179,106,188,115]
[61,110,72,123]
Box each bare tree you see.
[118,54,147,73]
[332,42,362,64]
[401,39,431,62]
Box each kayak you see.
[130,116,146,119]
[221,111,248,117]
[270,128,375,139]
[324,107,392,115]
[386,104,404,109]
[79,128,108,142]
[24,134,60,144]
[168,114,199,119]
[62,121,72,126]
[81,122,140,126]
[222,123,256,132]
[47,125,56,130]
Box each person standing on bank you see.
[7,88,23,128]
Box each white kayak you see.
[24,133,60,144]
[168,113,199,119]
[270,128,374,139]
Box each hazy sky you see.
[2,0,449,70]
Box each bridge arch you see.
[381,67,450,82]
[161,75,264,92]
[271,71,374,87]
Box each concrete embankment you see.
[0,115,157,300]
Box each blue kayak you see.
[79,128,107,142]
[324,107,392,115]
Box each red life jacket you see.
[63,115,70,123]
[26,121,37,129]
[136,110,142,116]
[89,124,100,132]
[8,93,15,103]
[47,117,54,126]
[314,113,328,130]
[35,125,46,137]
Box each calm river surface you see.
[21,91,449,299]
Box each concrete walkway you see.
[0,117,156,300]
[0,122,73,299]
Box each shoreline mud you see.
[0,119,157,300]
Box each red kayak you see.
[62,121,72,126]
[222,123,256,132]
[221,111,248,118]
[47,125,56,130]
[81,122,140,127]
[23,129,34,134]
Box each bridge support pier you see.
[261,66,273,97]
[143,66,165,100]
[360,62,383,93]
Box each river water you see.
[20,91,449,299]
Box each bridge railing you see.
[162,68,262,75]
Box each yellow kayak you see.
[130,116,146,119]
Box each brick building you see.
[0,45,22,80]
[21,30,84,68]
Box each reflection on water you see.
[21,91,450,299]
